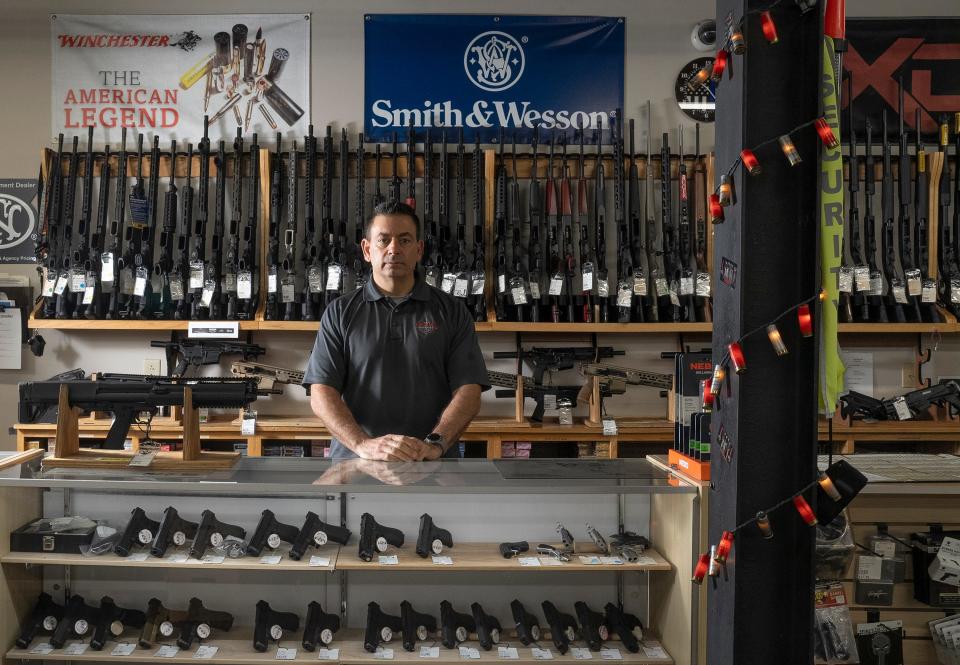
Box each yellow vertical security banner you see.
[819,37,845,415]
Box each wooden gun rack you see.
[44,385,239,470]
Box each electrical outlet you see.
[901,364,917,388]
[143,359,162,376]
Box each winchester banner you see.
[51,14,310,144]
[364,14,625,143]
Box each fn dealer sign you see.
[0,180,38,264]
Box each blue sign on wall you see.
[364,14,625,143]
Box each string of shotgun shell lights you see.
[686,0,843,584]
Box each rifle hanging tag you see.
[241,409,257,435]
[281,274,295,303]
[853,266,870,292]
[189,260,205,289]
[905,268,922,296]
[100,252,115,283]
[616,280,632,308]
[582,263,595,293]
[549,272,564,297]
[169,275,184,301]
[237,271,252,300]
[471,270,485,296]
[680,269,695,296]
[921,278,936,304]
[43,270,59,297]
[268,265,278,294]
[326,264,342,291]
[510,276,528,305]
[201,278,216,307]
[695,272,711,297]
[70,267,86,293]
[133,267,148,297]
[454,275,469,299]
[630,266,644,296]
[82,274,96,305]
[307,266,324,294]
[838,266,853,293]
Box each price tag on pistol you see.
[101,253,115,282]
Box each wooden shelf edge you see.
[28,317,261,331]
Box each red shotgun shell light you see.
[740,148,761,175]
[728,342,746,374]
[815,117,840,148]
[715,531,734,563]
[760,11,779,44]
[711,49,728,80]
[692,553,710,584]
[701,378,715,410]
[798,304,813,337]
[709,194,724,223]
[793,495,818,526]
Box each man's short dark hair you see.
[365,201,420,240]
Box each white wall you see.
[1,0,959,449]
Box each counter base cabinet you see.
[0,458,701,665]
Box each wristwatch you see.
[425,433,445,448]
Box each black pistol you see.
[358,513,404,561]
[573,601,608,652]
[364,602,402,653]
[151,507,199,558]
[139,598,188,649]
[16,592,65,648]
[189,509,246,559]
[471,602,502,651]
[51,595,100,648]
[400,600,436,652]
[541,601,578,655]
[510,599,542,645]
[440,600,476,649]
[416,513,453,558]
[289,511,351,560]
[116,507,160,557]
[247,509,300,557]
[177,598,233,649]
[301,601,340,651]
[90,596,146,650]
[499,541,529,558]
[253,600,299,652]
[603,603,643,653]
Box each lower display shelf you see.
[0,543,669,573]
[8,629,673,664]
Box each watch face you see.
[426,434,442,446]
[675,57,716,123]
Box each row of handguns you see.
[35,121,261,321]
[18,593,645,655]
[841,76,960,323]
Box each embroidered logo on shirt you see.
[415,320,439,335]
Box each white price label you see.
[459,647,481,659]
[167,553,189,563]
[309,556,331,567]
[617,284,632,307]
[201,283,214,307]
[893,284,908,304]
[101,253,115,282]
[548,275,564,296]
[420,646,440,658]
[64,643,89,655]
[111,643,137,656]
[128,451,156,467]
[54,274,68,295]
[922,279,937,303]
[873,540,897,558]
[582,270,594,292]
[441,274,456,294]
[471,277,485,295]
[134,275,147,297]
[454,277,469,298]
[599,556,624,565]
[169,278,184,301]
[498,273,506,293]
[281,282,295,303]
[260,554,282,565]
[571,648,593,660]
[539,556,564,566]
[42,275,56,297]
[268,272,278,293]
[200,554,224,564]
[854,266,871,292]
[276,647,298,660]
[600,649,622,660]
[378,555,399,565]
[892,396,911,420]
[632,276,646,296]
[70,269,85,292]
[518,557,541,567]
[655,277,669,297]
[838,266,853,293]
[326,264,342,290]
[597,278,609,298]
[29,643,53,655]
[241,413,256,435]
[512,286,528,305]
[532,648,554,660]
[374,647,394,660]
[82,283,95,304]
[308,266,324,294]
[870,274,883,295]
[857,555,884,581]
[579,555,602,565]
[696,272,712,297]
[318,648,339,660]
[680,276,694,295]
[529,281,541,299]
[190,261,205,289]
[602,418,618,435]
[193,645,219,659]
[155,646,181,658]
[432,555,453,565]
[641,645,668,659]
[498,647,519,659]
[238,271,253,299]
[906,269,922,296]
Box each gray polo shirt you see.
[303,276,490,459]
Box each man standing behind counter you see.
[304,201,490,461]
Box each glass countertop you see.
[0,454,696,497]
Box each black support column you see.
[707,1,821,664]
